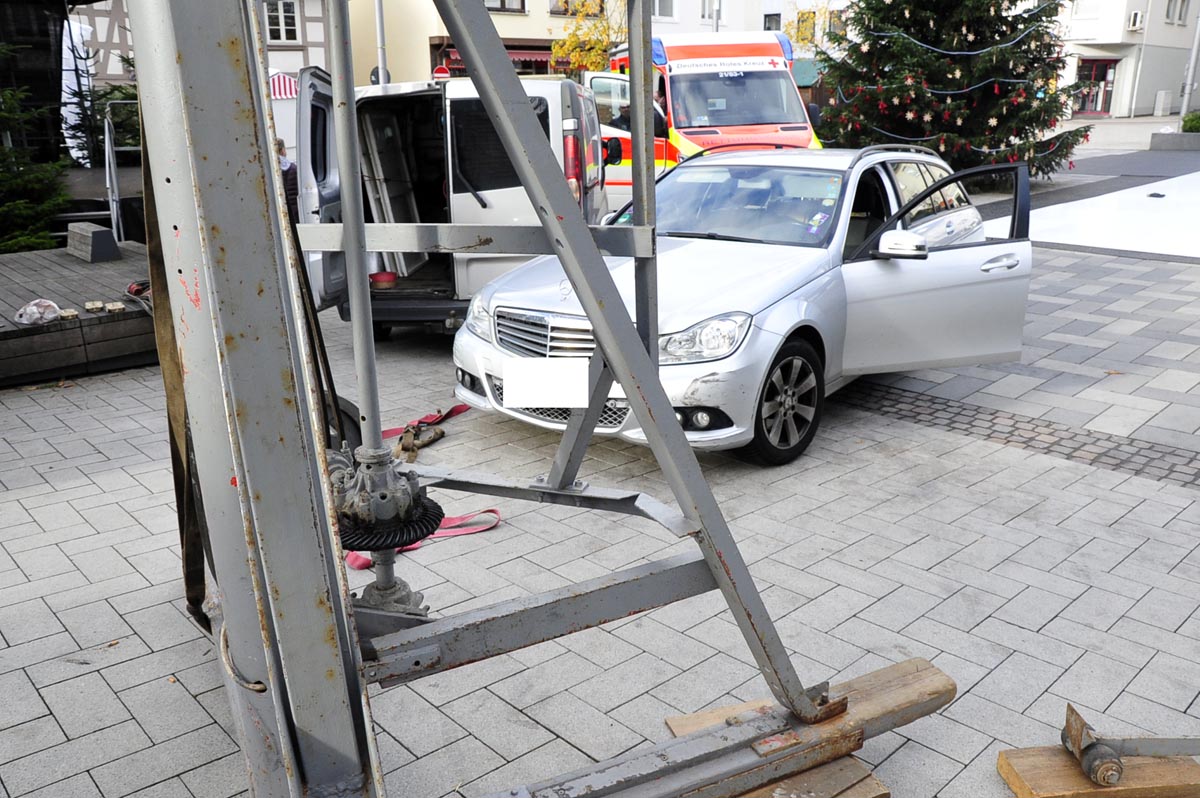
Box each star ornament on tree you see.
[905,110,916,120]
[988,116,999,126]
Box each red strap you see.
[344,508,501,570]
[381,404,470,440]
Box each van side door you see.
[296,66,345,309]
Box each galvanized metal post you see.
[325,0,386,454]
[431,0,830,723]
[628,0,657,365]
[125,2,381,797]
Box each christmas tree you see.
[815,0,1091,176]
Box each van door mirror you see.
[604,137,623,166]
[807,102,822,126]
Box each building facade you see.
[1061,0,1197,116]
[350,0,770,86]
[67,0,328,84]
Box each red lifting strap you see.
[381,404,470,440]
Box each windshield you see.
[669,71,807,129]
[616,164,844,248]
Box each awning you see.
[269,70,298,99]
[448,48,554,64]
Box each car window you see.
[451,97,550,193]
[616,164,844,247]
[887,161,939,225]
[590,76,630,127]
[922,163,971,212]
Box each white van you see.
[297,69,612,336]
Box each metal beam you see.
[297,222,654,258]
[363,553,717,686]
[125,2,379,796]
[409,464,697,538]
[431,0,832,723]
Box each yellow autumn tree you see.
[551,0,627,75]
[784,3,836,52]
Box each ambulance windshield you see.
[669,70,807,129]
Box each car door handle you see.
[980,255,1020,273]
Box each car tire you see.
[372,322,392,342]
[745,339,823,466]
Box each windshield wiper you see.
[660,230,763,244]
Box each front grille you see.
[495,308,595,358]
[489,377,629,430]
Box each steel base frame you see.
[124,1,938,798]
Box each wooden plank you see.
[997,746,1200,798]
[666,659,956,740]
[737,756,869,798]
[669,699,774,738]
[837,775,889,798]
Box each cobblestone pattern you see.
[844,380,1200,486]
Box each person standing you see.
[274,135,300,250]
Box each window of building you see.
[826,11,847,36]
[1179,0,1190,23]
[485,0,526,12]
[796,10,817,42]
[1166,0,1178,21]
[551,0,600,15]
[700,0,722,20]
[654,0,674,17]
[763,13,782,29]
[265,1,299,43]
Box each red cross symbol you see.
[768,58,780,68]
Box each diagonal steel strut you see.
[431,0,838,724]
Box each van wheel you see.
[372,323,392,342]
[744,340,823,466]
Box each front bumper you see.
[452,325,778,451]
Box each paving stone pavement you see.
[2,244,1200,798]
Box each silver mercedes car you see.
[452,145,1032,464]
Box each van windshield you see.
[669,71,806,129]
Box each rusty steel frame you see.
[123,1,951,797]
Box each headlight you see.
[658,313,751,364]
[465,296,493,343]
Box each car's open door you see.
[297,66,346,310]
[840,162,1032,375]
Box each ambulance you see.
[585,32,822,208]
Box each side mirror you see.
[872,229,928,260]
[807,102,822,126]
[604,137,623,166]
[602,211,618,225]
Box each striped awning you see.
[269,71,298,100]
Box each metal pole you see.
[1129,0,1153,118]
[374,0,388,84]
[430,0,831,723]
[628,0,657,365]
[1179,4,1200,122]
[326,0,386,453]
[125,2,381,796]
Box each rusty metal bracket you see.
[1062,703,1200,786]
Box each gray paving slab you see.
[5,245,1200,798]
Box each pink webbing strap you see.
[344,509,501,570]
[380,404,470,440]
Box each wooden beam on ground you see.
[998,746,1200,798]
[660,660,951,798]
